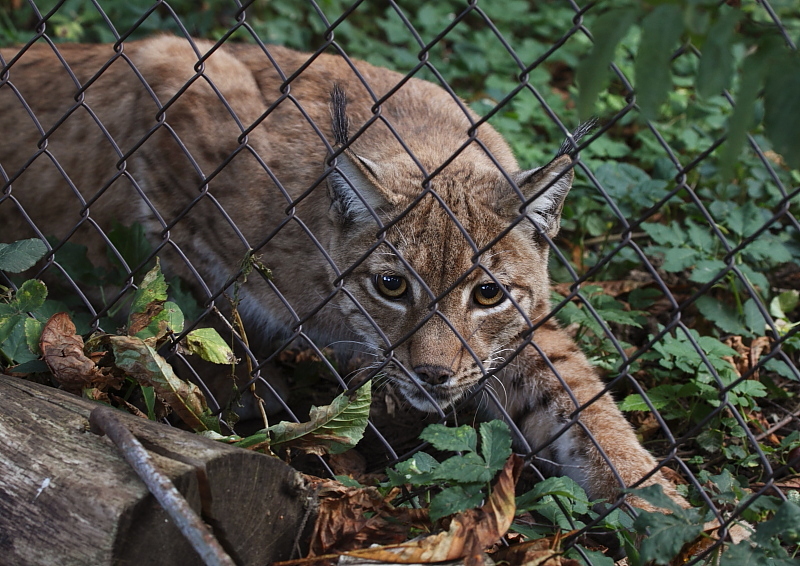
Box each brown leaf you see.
[307,477,427,556]
[127,300,164,336]
[40,312,119,393]
[343,454,523,565]
[723,335,772,380]
[328,450,367,479]
[491,536,579,566]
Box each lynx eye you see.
[374,274,408,299]
[473,283,506,307]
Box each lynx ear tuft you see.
[511,154,574,238]
[330,83,350,147]
[555,117,598,158]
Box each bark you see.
[0,374,314,566]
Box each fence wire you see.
[1,1,799,564]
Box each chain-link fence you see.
[1,1,799,563]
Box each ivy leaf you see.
[268,380,371,455]
[419,423,478,453]
[576,8,638,119]
[0,238,48,273]
[635,4,684,121]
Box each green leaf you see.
[634,4,684,121]
[770,291,799,320]
[135,301,184,342]
[719,540,796,566]
[419,423,478,453]
[141,385,157,421]
[689,259,727,284]
[109,335,211,431]
[744,298,767,336]
[516,476,591,513]
[388,451,440,487]
[696,8,740,99]
[695,296,747,335]
[184,328,235,365]
[429,484,485,523]
[753,500,800,546]
[720,47,770,176]
[0,313,25,345]
[764,51,800,169]
[129,259,168,318]
[24,317,43,356]
[433,452,494,484]
[479,420,512,474]
[268,380,371,455]
[107,220,154,275]
[619,394,649,412]
[10,359,49,373]
[632,486,707,565]
[0,238,48,273]
[661,247,698,272]
[1,317,39,364]
[14,279,48,313]
[576,8,638,119]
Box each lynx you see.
[1,36,683,509]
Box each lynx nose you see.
[414,365,453,386]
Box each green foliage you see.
[388,420,512,522]
[0,238,48,273]
[265,380,371,455]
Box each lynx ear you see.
[326,84,389,226]
[509,154,574,238]
[327,151,389,226]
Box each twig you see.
[755,404,800,441]
[89,406,236,566]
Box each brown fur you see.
[1,36,683,508]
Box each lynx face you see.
[324,144,574,412]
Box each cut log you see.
[0,374,315,566]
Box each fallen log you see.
[0,374,314,566]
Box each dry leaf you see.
[491,536,579,566]
[342,454,523,566]
[308,477,427,556]
[40,312,118,392]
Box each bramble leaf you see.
[479,420,512,474]
[0,238,48,273]
[419,423,478,453]
[429,484,485,523]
